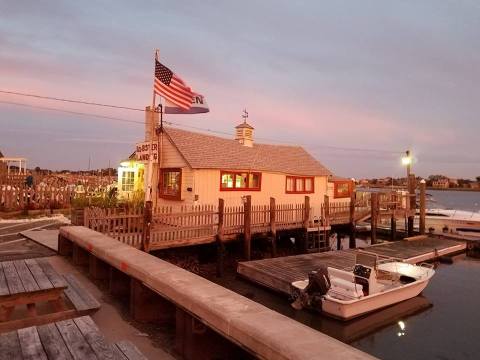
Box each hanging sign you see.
[135,141,158,162]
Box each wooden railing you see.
[0,185,75,211]
[84,207,144,248]
[0,174,26,187]
[150,205,218,250]
[82,191,413,252]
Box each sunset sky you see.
[1,1,479,178]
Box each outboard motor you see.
[305,265,331,297]
[291,265,331,310]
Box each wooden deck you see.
[237,236,466,295]
[0,315,146,359]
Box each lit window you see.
[236,173,248,188]
[220,171,261,191]
[160,168,181,200]
[286,176,314,194]
[221,173,234,188]
[121,171,135,192]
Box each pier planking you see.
[237,236,466,296]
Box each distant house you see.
[470,182,480,190]
[432,178,449,189]
[145,117,333,217]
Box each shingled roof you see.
[164,127,331,176]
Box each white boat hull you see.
[322,277,430,320]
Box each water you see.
[212,255,480,360]
[209,190,480,359]
[351,255,480,360]
[427,189,480,212]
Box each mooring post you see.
[270,197,277,257]
[370,192,378,244]
[419,179,426,235]
[323,195,330,227]
[390,215,397,241]
[407,174,416,237]
[216,198,225,277]
[349,188,356,249]
[142,200,153,253]
[243,195,252,260]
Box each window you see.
[334,181,352,198]
[220,171,261,191]
[285,176,314,194]
[160,168,182,200]
[121,171,135,192]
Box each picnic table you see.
[0,258,100,332]
[0,315,147,359]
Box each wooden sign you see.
[136,141,158,162]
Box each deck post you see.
[419,180,426,235]
[370,192,378,244]
[216,198,225,277]
[130,278,175,324]
[243,195,252,260]
[58,234,73,256]
[301,196,311,253]
[142,200,153,253]
[390,215,397,241]
[349,188,356,249]
[407,174,416,237]
[323,195,329,227]
[270,197,277,257]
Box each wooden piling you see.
[419,180,426,235]
[142,200,153,253]
[216,198,225,277]
[243,195,252,260]
[270,197,277,257]
[349,189,356,249]
[323,195,330,227]
[370,192,378,244]
[303,196,310,229]
[407,174,416,237]
[390,215,396,241]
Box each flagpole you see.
[146,49,159,203]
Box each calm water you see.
[209,190,480,359]
[351,255,480,360]
[427,189,480,212]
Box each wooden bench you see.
[0,258,100,333]
[0,315,147,359]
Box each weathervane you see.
[242,108,249,123]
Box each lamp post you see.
[402,150,415,236]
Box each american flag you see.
[154,60,194,110]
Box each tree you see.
[476,176,480,183]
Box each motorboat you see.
[419,208,480,235]
[291,252,435,320]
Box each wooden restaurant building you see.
[122,110,354,218]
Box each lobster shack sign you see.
[135,141,158,162]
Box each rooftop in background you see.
[164,126,332,176]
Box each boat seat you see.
[327,267,355,282]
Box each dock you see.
[237,236,466,295]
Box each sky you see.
[1,0,479,179]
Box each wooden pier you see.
[237,236,466,296]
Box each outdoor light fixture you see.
[401,156,412,166]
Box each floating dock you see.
[237,236,466,295]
